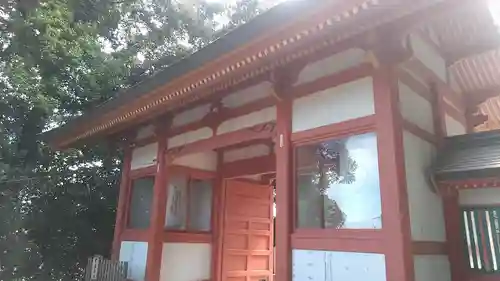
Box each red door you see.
[221,179,274,281]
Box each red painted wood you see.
[221,155,276,179]
[373,66,414,281]
[275,99,292,281]
[291,236,384,253]
[167,121,276,158]
[468,273,500,281]
[162,231,212,243]
[221,179,274,281]
[129,165,156,179]
[411,241,448,255]
[291,230,384,253]
[121,229,149,241]
[291,115,376,144]
[212,152,224,281]
[145,126,170,281]
[169,165,216,180]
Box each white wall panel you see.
[292,250,386,281]
[131,143,158,170]
[223,144,270,163]
[399,82,435,133]
[172,104,211,128]
[295,48,366,85]
[403,131,446,242]
[460,188,500,206]
[449,72,462,94]
[159,243,211,281]
[445,114,466,136]
[172,151,217,171]
[217,106,276,135]
[119,241,148,281]
[168,127,213,148]
[410,33,447,82]
[292,77,374,133]
[414,255,451,281]
[136,124,155,140]
[222,82,272,108]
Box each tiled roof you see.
[434,130,500,181]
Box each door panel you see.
[222,180,273,281]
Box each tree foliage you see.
[0,0,265,279]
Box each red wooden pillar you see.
[145,126,170,281]
[373,66,414,281]
[212,151,225,281]
[433,82,466,281]
[274,98,292,281]
[112,144,132,260]
[443,191,466,281]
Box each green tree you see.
[0,0,263,280]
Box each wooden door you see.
[221,180,274,281]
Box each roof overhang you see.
[45,0,475,149]
[434,130,500,183]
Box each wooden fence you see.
[84,256,129,281]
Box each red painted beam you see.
[221,155,276,179]
[167,122,276,158]
[411,241,448,255]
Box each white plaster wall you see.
[131,143,158,170]
[159,243,211,281]
[399,81,435,134]
[460,188,500,206]
[136,124,155,140]
[295,48,366,85]
[445,114,466,137]
[292,77,374,133]
[449,72,462,94]
[168,127,213,148]
[414,255,451,281]
[119,241,148,281]
[292,250,386,281]
[410,33,447,82]
[222,82,272,108]
[172,104,211,128]
[172,151,217,171]
[403,131,446,242]
[223,144,270,163]
[217,106,276,135]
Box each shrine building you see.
[46,1,500,281]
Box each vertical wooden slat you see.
[485,210,497,271]
[478,210,490,271]
[471,210,482,269]
[463,210,475,268]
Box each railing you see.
[84,256,129,281]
